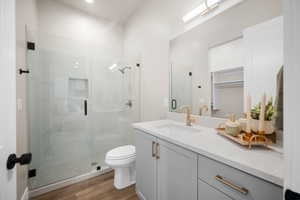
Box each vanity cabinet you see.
[135,130,198,200]
[135,131,157,200]
[157,139,197,200]
[135,129,283,200]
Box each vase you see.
[251,119,275,134]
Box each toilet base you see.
[113,165,136,190]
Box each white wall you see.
[36,0,124,56]
[16,0,38,199]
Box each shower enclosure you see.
[26,31,140,189]
[170,63,193,112]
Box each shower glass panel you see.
[170,63,193,112]
[88,59,136,167]
[26,31,140,189]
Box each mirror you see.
[169,0,283,119]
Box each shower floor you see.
[30,172,138,200]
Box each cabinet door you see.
[157,139,197,200]
[198,180,233,200]
[135,130,157,200]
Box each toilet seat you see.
[106,145,136,161]
[105,145,136,189]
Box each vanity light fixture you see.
[182,0,221,23]
[85,0,94,4]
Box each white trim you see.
[29,167,112,198]
[21,187,29,200]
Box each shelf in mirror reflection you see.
[214,80,244,88]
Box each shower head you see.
[118,66,131,74]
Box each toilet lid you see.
[106,145,136,160]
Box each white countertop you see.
[133,120,284,186]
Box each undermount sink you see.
[155,123,202,136]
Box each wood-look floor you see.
[30,172,139,200]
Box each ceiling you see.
[55,0,145,23]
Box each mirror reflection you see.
[169,0,283,119]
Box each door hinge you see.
[27,41,35,50]
[285,189,300,200]
[28,169,37,178]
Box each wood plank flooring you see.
[30,172,139,200]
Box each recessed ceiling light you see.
[85,0,94,4]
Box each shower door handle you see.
[19,69,30,75]
[84,100,88,116]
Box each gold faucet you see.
[179,105,196,126]
[199,105,209,116]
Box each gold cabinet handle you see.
[215,175,249,195]
[156,143,160,159]
[152,141,156,157]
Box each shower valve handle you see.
[125,100,133,108]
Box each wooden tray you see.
[216,128,272,149]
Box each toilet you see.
[105,145,136,190]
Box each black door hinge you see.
[286,189,300,200]
[27,41,35,50]
[28,169,37,178]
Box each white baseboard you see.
[21,187,29,200]
[29,167,112,198]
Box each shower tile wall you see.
[27,33,139,189]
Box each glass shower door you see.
[26,31,140,190]
[26,34,92,189]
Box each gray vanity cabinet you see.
[135,131,157,200]
[157,139,197,200]
[135,130,198,200]
[135,129,283,200]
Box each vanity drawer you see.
[198,154,283,200]
[198,180,233,200]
